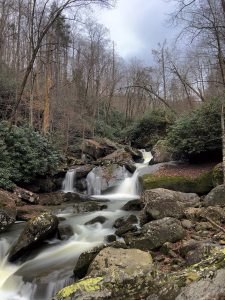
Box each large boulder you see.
[152,139,172,163]
[124,217,186,251]
[141,171,213,195]
[81,138,118,160]
[140,189,187,223]
[56,247,153,300]
[203,185,225,207]
[75,165,94,180]
[176,269,225,300]
[8,212,58,262]
[141,188,200,207]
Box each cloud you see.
[95,0,178,64]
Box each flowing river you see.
[0,151,153,300]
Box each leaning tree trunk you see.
[221,103,225,184]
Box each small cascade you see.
[139,149,153,164]
[86,167,102,195]
[62,169,76,193]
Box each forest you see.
[1,0,225,300]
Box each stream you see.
[0,151,154,300]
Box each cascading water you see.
[0,150,153,300]
[86,167,102,195]
[62,169,76,193]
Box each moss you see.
[141,171,213,195]
[56,277,103,299]
[212,163,223,187]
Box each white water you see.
[62,169,76,193]
[0,151,152,300]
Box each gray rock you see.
[85,216,107,225]
[58,224,74,240]
[121,199,144,211]
[125,217,186,251]
[152,139,172,163]
[176,269,225,300]
[8,212,58,262]
[74,178,87,192]
[204,185,225,207]
[115,224,138,237]
[113,214,138,229]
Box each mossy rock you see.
[141,171,213,195]
[55,247,225,300]
[212,163,223,187]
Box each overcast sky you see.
[94,0,178,64]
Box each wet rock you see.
[113,214,138,229]
[124,146,143,162]
[124,217,186,251]
[73,202,107,214]
[16,189,39,205]
[140,189,184,224]
[75,165,94,179]
[8,212,58,262]
[0,208,16,232]
[16,206,47,221]
[121,199,144,211]
[74,244,106,279]
[74,178,87,192]
[106,235,117,243]
[58,224,74,240]
[204,185,225,207]
[85,216,107,225]
[115,224,138,237]
[123,162,136,173]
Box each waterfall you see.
[114,150,152,196]
[62,169,76,193]
[86,167,102,195]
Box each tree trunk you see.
[221,103,225,184]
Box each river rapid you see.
[0,151,153,300]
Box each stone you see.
[181,220,194,230]
[115,224,138,237]
[152,139,172,163]
[85,216,107,225]
[75,165,94,179]
[58,224,74,240]
[106,235,116,243]
[141,188,200,207]
[141,172,213,195]
[204,185,225,207]
[74,245,106,279]
[140,189,184,224]
[16,189,39,205]
[121,199,144,211]
[123,162,136,173]
[81,138,118,160]
[8,212,58,262]
[74,178,87,192]
[124,217,186,251]
[0,208,16,232]
[73,202,107,215]
[113,214,138,229]
[176,269,225,300]
[88,247,153,278]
